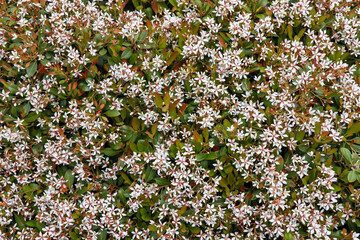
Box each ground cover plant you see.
[0,0,360,239]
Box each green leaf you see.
[131,0,141,9]
[129,142,138,152]
[331,230,342,238]
[144,7,153,19]
[99,49,107,55]
[154,178,170,186]
[352,144,360,152]
[22,185,33,195]
[98,230,107,240]
[136,139,147,152]
[255,14,266,19]
[149,225,157,231]
[140,208,151,221]
[118,188,129,203]
[36,221,45,231]
[207,152,218,160]
[189,226,200,234]
[64,169,74,189]
[23,103,31,116]
[78,82,90,91]
[103,148,119,157]
[346,122,360,136]
[356,219,360,227]
[109,142,121,150]
[224,165,233,174]
[217,147,227,157]
[121,126,138,142]
[203,128,209,142]
[196,153,207,161]
[298,145,309,153]
[26,61,38,77]
[14,214,27,230]
[154,93,163,108]
[308,168,317,183]
[23,112,39,124]
[70,232,80,240]
[104,110,120,117]
[242,5,252,13]
[352,153,359,163]
[168,0,178,7]
[121,48,132,59]
[164,92,170,105]
[356,170,360,182]
[144,165,156,182]
[138,31,148,41]
[8,84,18,93]
[347,170,358,182]
[296,131,305,141]
[287,25,293,40]
[258,0,268,7]
[26,220,37,227]
[196,152,218,161]
[22,183,39,198]
[284,232,295,240]
[340,147,352,164]
[167,51,179,65]
[129,53,138,65]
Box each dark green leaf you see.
[36,221,45,231]
[298,145,309,153]
[154,178,170,186]
[118,188,129,203]
[242,5,252,13]
[189,226,200,234]
[26,61,38,77]
[340,147,352,164]
[139,31,148,41]
[26,220,37,227]
[144,165,156,182]
[103,148,119,156]
[104,110,120,117]
[14,214,27,230]
[121,48,132,59]
[330,230,342,238]
[8,84,18,93]
[70,232,80,240]
[78,82,90,91]
[23,103,31,116]
[140,208,151,221]
[64,169,74,189]
[346,122,360,136]
[149,225,157,231]
[196,152,218,161]
[24,112,39,124]
[98,230,107,240]
[168,0,178,7]
[137,139,147,152]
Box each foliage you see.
[0,0,360,239]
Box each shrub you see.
[0,0,360,239]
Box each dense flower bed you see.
[1,0,360,239]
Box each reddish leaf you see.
[152,0,158,14]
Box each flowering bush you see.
[1,0,360,239]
